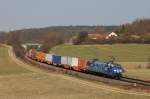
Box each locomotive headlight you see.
[114,69,121,73]
[113,69,117,72]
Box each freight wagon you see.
[52,55,61,65]
[61,56,71,69]
[45,54,53,64]
[27,50,123,79]
[36,51,46,62]
[71,58,87,71]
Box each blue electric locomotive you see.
[86,59,123,79]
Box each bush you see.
[73,32,88,45]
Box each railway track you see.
[25,55,150,89]
[121,77,150,87]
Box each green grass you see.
[0,47,31,75]
[51,44,150,62]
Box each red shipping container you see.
[36,51,46,62]
[72,58,87,71]
[78,59,88,71]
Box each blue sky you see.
[0,0,150,31]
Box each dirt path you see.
[7,46,44,74]
[3,44,150,97]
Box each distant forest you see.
[0,25,117,42]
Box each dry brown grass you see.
[119,62,150,80]
[0,73,150,99]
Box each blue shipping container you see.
[52,55,61,65]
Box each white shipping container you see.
[67,57,72,66]
[71,57,78,67]
[45,54,52,62]
[61,56,68,65]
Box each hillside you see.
[0,45,150,99]
[8,26,117,43]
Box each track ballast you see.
[121,77,150,87]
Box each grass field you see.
[51,44,150,80]
[51,44,150,62]
[118,62,150,80]
[0,45,150,99]
[1,73,150,99]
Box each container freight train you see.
[27,49,123,79]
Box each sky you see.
[0,0,150,31]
